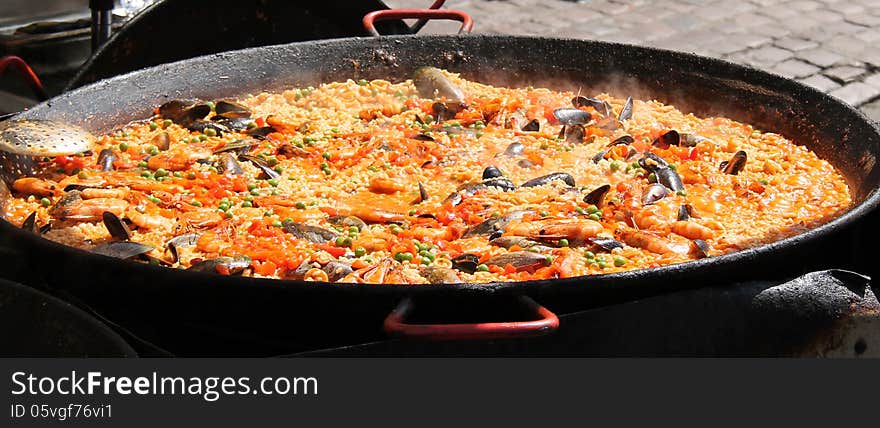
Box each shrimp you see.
[616,228,684,255]
[126,209,171,230]
[147,145,212,171]
[178,210,224,229]
[53,198,129,221]
[12,178,62,197]
[339,258,413,284]
[505,218,603,244]
[632,206,669,230]
[369,177,407,194]
[670,220,715,240]
[81,187,129,200]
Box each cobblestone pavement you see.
[386,0,880,121]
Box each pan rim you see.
[5,34,880,295]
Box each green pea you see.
[149,122,158,131]
[137,160,148,168]
[173,171,183,178]
[357,79,368,86]
[610,161,621,171]
[586,205,600,214]
[162,119,173,128]
[676,189,687,196]
[198,135,208,141]
[190,200,202,207]
[354,247,367,257]
[40,197,51,207]
[588,213,601,221]
[584,251,595,259]
[140,171,153,178]
[268,178,279,187]
[119,142,129,152]
[540,211,550,217]
[154,168,168,178]
[476,264,489,272]
[272,220,283,227]
[187,172,197,180]
[205,101,216,111]
[558,239,570,247]
[147,145,159,156]
[241,201,253,208]
[575,207,586,215]
[250,188,261,196]
[295,202,306,209]
[322,152,331,160]
[335,236,347,247]
[614,257,626,267]
[394,252,413,262]
[247,183,257,191]
[647,172,657,183]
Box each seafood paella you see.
[2,67,852,284]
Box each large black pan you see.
[2,34,879,351]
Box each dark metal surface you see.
[0,276,136,357]
[2,35,880,351]
[68,0,411,89]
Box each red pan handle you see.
[384,296,559,341]
[363,9,474,37]
[0,56,48,101]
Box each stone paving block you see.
[821,34,873,58]
[751,24,792,38]
[862,100,880,122]
[799,74,843,92]
[774,37,819,51]
[796,48,845,67]
[829,82,880,106]
[759,4,801,20]
[830,3,866,15]
[787,0,823,11]
[772,59,822,78]
[778,16,823,33]
[864,73,880,90]
[845,13,880,26]
[824,66,868,83]
[801,9,845,24]
[743,45,796,65]
[854,28,880,41]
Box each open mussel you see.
[216,153,243,175]
[165,233,201,264]
[484,251,550,272]
[102,211,131,241]
[583,184,611,206]
[588,237,624,252]
[214,100,251,119]
[638,153,670,172]
[245,126,276,140]
[20,211,49,233]
[187,120,229,136]
[214,139,257,156]
[608,135,634,147]
[572,96,612,116]
[188,255,252,275]
[553,108,591,126]
[323,261,354,282]
[238,154,281,180]
[642,183,668,205]
[490,236,544,250]
[655,168,684,192]
[462,209,534,239]
[677,204,696,221]
[419,266,462,284]
[158,99,211,127]
[690,239,710,259]
[502,142,524,157]
[97,148,116,171]
[681,133,710,147]
[521,119,540,132]
[619,97,633,121]
[451,253,480,274]
[281,219,337,243]
[521,172,575,188]
[652,130,680,149]
[563,124,586,144]
[720,151,747,175]
[413,67,466,107]
[91,241,154,260]
[482,166,503,180]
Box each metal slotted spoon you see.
[0,118,96,185]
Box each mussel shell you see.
[572,96,612,116]
[485,251,550,271]
[432,101,463,122]
[49,190,83,218]
[656,168,684,192]
[451,253,480,274]
[158,100,210,126]
[419,266,462,284]
[592,150,609,164]
[521,172,576,188]
[238,154,281,179]
[328,215,367,231]
[618,97,633,121]
[564,124,586,144]
[638,152,670,172]
[102,211,131,241]
[677,204,696,221]
[642,183,668,205]
[413,134,435,141]
[652,130,680,149]
[213,117,255,131]
[91,241,154,260]
[214,100,252,119]
[412,67,466,104]
[521,119,540,132]
[245,126,276,140]
[482,166,503,180]
[721,150,747,175]
[281,219,337,243]
[165,233,201,264]
[690,239,710,259]
[323,261,354,282]
[681,133,709,147]
[502,142,524,157]
[462,209,533,239]
[21,211,37,233]
[97,148,116,171]
[216,153,243,175]
[608,135,634,147]
[588,237,625,252]
[518,159,535,168]
[490,236,543,249]
[583,184,611,206]
[483,177,517,191]
[187,120,229,135]
[553,108,591,126]
[214,139,257,155]
[188,255,252,275]
[416,181,429,203]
